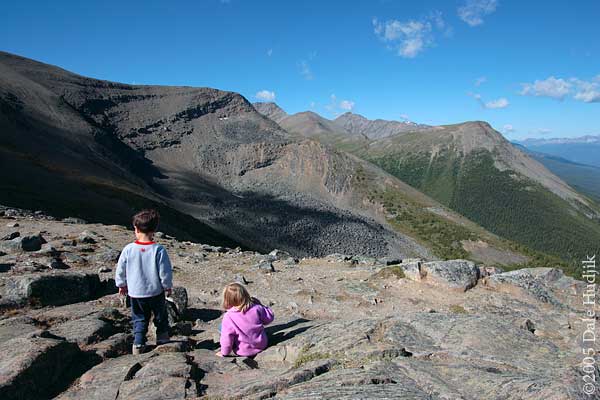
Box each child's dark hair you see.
[132,209,160,233]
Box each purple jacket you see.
[220,303,275,356]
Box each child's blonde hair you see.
[222,283,253,313]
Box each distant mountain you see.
[515,145,600,202]
[334,112,429,139]
[252,102,287,123]
[516,135,600,168]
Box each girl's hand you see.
[118,286,128,296]
[215,351,223,357]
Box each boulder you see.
[20,234,47,251]
[0,336,82,400]
[92,332,131,359]
[89,247,120,265]
[400,261,424,282]
[3,272,101,306]
[420,260,480,291]
[254,260,275,273]
[486,268,563,305]
[166,287,188,325]
[378,257,402,266]
[268,249,291,260]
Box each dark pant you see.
[130,292,169,345]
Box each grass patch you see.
[294,345,333,368]
[449,304,468,314]
[373,266,405,280]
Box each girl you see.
[216,283,275,357]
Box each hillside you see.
[0,51,530,265]
[353,122,600,267]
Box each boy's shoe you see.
[156,332,170,345]
[132,344,145,355]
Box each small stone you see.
[36,243,57,256]
[1,232,20,241]
[78,231,98,244]
[49,258,69,270]
[62,217,87,224]
[284,257,300,266]
[98,267,112,273]
[520,319,536,334]
[63,252,86,264]
[6,222,19,228]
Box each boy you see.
[115,209,173,355]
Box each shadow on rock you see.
[267,318,313,346]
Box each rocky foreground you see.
[0,206,597,399]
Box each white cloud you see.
[502,124,515,133]
[267,48,273,57]
[255,90,276,102]
[325,94,356,115]
[373,12,449,58]
[339,100,355,111]
[400,113,410,121]
[484,97,509,109]
[458,0,498,27]
[299,60,313,80]
[474,76,487,86]
[309,101,316,108]
[469,92,509,109]
[571,77,600,103]
[520,77,572,100]
[532,128,552,135]
[520,75,600,103]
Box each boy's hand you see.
[165,288,172,297]
[118,286,128,296]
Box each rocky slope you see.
[253,102,288,123]
[0,207,596,399]
[0,51,423,258]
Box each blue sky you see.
[1,0,599,139]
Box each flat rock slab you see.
[0,316,39,343]
[3,271,101,306]
[57,354,151,400]
[0,336,82,400]
[58,352,197,400]
[49,315,115,345]
[117,376,191,400]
